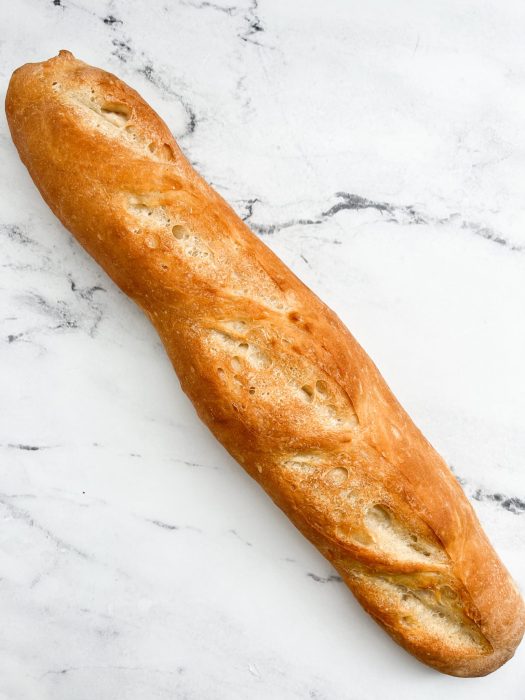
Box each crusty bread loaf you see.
[6,51,524,676]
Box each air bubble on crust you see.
[145,233,159,249]
[124,124,139,141]
[147,141,176,162]
[170,225,214,262]
[300,385,314,402]
[172,225,189,239]
[325,466,348,486]
[315,380,328,397]
[100,102,131,127]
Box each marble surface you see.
[1,0,524,697]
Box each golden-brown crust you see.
[6,51,525,676]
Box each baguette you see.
[6,51,524,677]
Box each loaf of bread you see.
[6,51,524,676]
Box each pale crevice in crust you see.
[351,573,491,654]
[204,323,359,434]
[67,90,177,165]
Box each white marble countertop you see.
[1,1,524,697]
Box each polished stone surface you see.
[1,1,524,697]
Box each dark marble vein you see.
[2,221,110,342]
[453,469,525,515]
[25,292,75,329]
[471,489,525,515]
[0,223,42,248]
[307,572,342,584]
[240,197,260,222]
[138,63,197,137]
[147,518,202,533]
[9,277,106,343]
[148,519,179,531]
[5,443,52,451]
[239,198,322,235]
[0,494,89,559]
[240,192,523,251]
[239,193,395,235]
[111,38,132,62]
[171,457,220,470]
[107,28,199,139]
[187,0,269,48]
[320,192,394,218]
[234,74,253,111]
[229,528,252,546]
[459,220,521,250]
[69,277,105,296]
[103,15,122,26]
[42,664,183,678]
[238,0,265,46]
[186,1,236,15]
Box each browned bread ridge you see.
[5,51,524,676]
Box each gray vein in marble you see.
[1,224,41,248]
[240,192,524,252]
[7,285,106,344]
[111,37,132,64]
[452,469,525,515]
[43,443,218,471]
[42,665,184,679]
[229,528,252,547]
[103,15,122,26]
[17,288,101,339]
[1,493,37,499]
[2,221,111,345]
[0,494,89,559]
[472,492,525,515]
[306,573,343,584]
[186,0,268,48]
[309,690,330,700]
[238,0,265,46]
[4,443,54,451]
[138,64,197,137]
[106,28,198,139]
[147,518,202,533]
[170,457,220,470]
[185,1,237,15]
